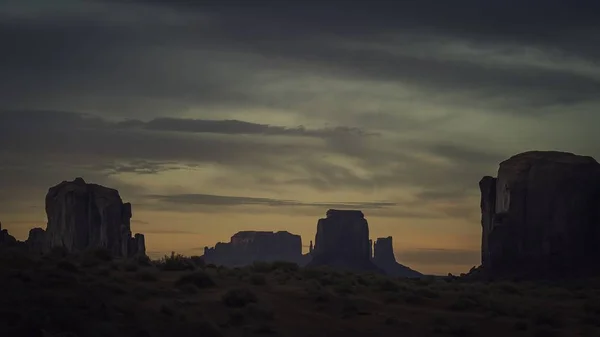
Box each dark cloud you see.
[2,0,599,117]
[145,193,396,209]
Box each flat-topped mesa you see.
[373,236,423,278]
[203,230,305,266]
[308,209,381,272]
[45,177,146,257]
[479,151,600,278]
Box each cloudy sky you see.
[1,0,599,275]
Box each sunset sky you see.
[1,0,599,275]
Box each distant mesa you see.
[0,177,146,258]
[203,230,308,267]
[372,236,422,278]
[307,209,383,273]
[479,151,600,278]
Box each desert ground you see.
[1,248,599,337]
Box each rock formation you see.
[479,151,600,278]
[44,177,146,257]
[203,230,306,266]
[372,236,422,278]
[0,221,17,246]
[307,209,382,272]
[26,227,47,254]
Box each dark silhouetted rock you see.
[307,209,382,272]
[479,151,600,278]
[372,236,422,278]
[44,177,146,257]
[203,230,306,266]
[0,221,17,246]
[26,227,47,254]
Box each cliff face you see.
[203,230,305,266]
[372,236,422,278]
[479,151,600,277]
[308,209,381,272]
[44,178,145,257]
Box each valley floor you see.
[1,248,599,337]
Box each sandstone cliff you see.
[203,230,306,266]
[307,209,382,272]
[372,236,422,278]
[44,178,146,257]
[479,151,600,277]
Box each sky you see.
[1,0,599,275]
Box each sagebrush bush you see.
[157,252,196,271]
[222,288,258,308]
[175,271,216,289]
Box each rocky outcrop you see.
[44,177,146,257]
[479,151,600,278]
[0,221,17,246]
[307,209,382,272]
[203,230,306,266]
[372,236,422,278]
[26,227,47,254]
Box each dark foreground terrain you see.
[1,249,599,337]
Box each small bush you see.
[85,248,113,262]
[245,303,275,321]
[190,256,206,268]
[135,271,158,282]
[250,261,272,273]
[123,262,139,272]
[158,252,196,271]
[175,271,216,289]
[249,274,267,286]
[135,255,152,267]
[56,260,79,273]
[271,261,299,272]
[222,288,258,308]
[514,321,528,331]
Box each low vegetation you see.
[1,247,600,337]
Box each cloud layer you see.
[1,0,599,274]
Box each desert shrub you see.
[333,280,356,295]
[189,255,206,268]
[0,247,37,269]
[492,282,522,295]
[514,321,529,331]
[270,261,299,272]
[222,288,258,308]
[176,321,223,337]
[249,273,267,286]
[415,287,440,298]
[532,309,563,329]
[175,271,215,289]
[377,279,401,292]
[134,255,152,267]
[228,310,245,326]
[448,293,480,311]
[135,270,158,282]
[301,267,327,280]
[82,247,113,262]
[245,303,275,321]
[583,298,600,315]
[123,262,139,272]
[56,260,79,273]
[158,252,196,271]
[47,246,70,259]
